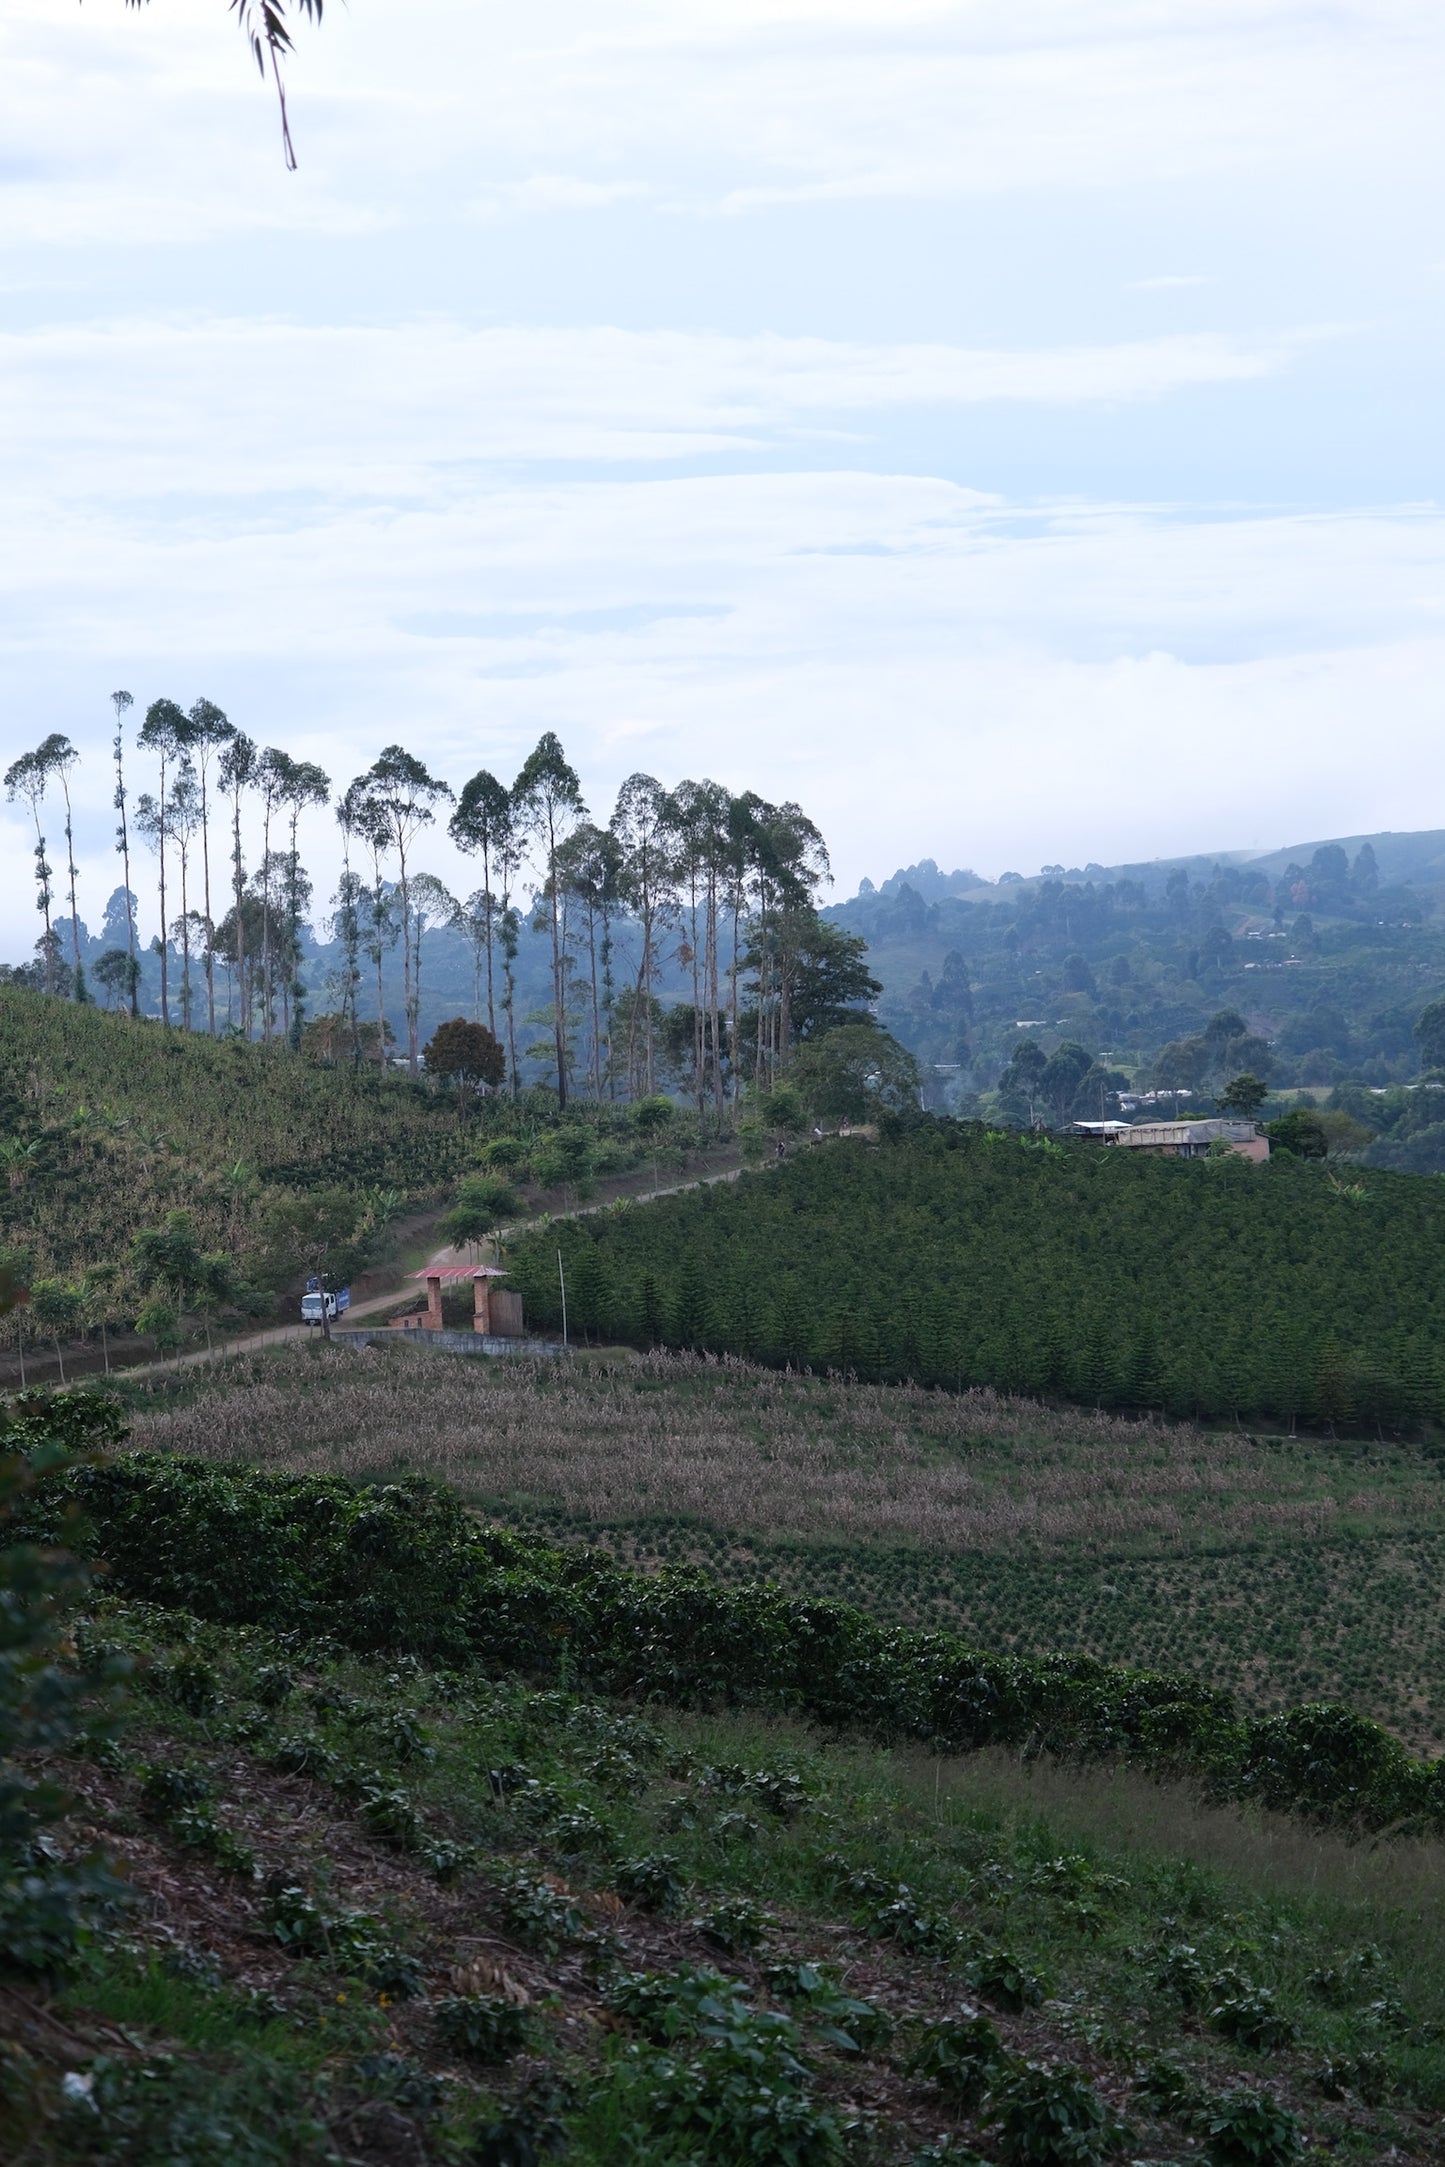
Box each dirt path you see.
[113,1156,746,1382]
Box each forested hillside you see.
[508,1125,1445,1433]
[833,834,1445,1164]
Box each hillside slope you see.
[7,1412,1445,2164]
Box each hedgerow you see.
[15,1435,1445,1834]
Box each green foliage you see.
[0,987,473,1293]
[1264,1110,1329,1160]
[989,2059,1120,2165]
[433,1992,535,2064]
[0,1387,129,1976]
[908,2011,1010,2108]
[20,1448,1445,1833]
[1207,1986,1298,2054]
[507,1125,1445,1433]
[965,1947,1051,2014]
[787,1023,921,1122]
[1201,2088,1303,2165]
[440,1172,520,1249]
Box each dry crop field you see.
[130,1342,1445,1749]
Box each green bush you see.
[433,1992,534,2064]
[966,1947,1050,2014]
[987,2060,1119,2165]
[1207,1988,1298,2054]
[908,2011,1011,2109]
[1201,2088,1302,2166]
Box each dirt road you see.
[113,1158,746,1382]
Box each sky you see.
[2,0,1443,958]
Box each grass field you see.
[128,1345,1445,1751]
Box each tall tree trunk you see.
[201,768,216,1035]
[114,728,139,1016]
[587,901,601,1100]
[60,774,82,993]
[178,831,192,1030]
[482,845,496,1040]
[157,754,170,1027]
[547,812,568,1109]
[398,840,416,1072]
[259,796,273,1040]
[231,793,248,1041]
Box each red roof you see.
[411,1264,509,1281]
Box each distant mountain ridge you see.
[858,830,1445,906]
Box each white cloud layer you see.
[0,1,1442,956]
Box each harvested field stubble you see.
[132,1346,1442,1551]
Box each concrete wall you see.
[335,1329,567,1359]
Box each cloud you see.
[0,318,1309,515]
[2,1,1440,246]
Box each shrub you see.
[605,1967,753,2046]
[268,1733,339,1782]
[1207,1988,1298,2055]
[1201,2088,1302,2166]
[150,1654,223,1717]
[1153,1942,1209,2008]
[967,1948,1050,2014]
[356,1783,423,1852]
[614,1853,688,1916]
[434,1993,534,2064]
[696,1895,775,1954]
[989,2060,1119,2166]
[495,1867,586,1955]
[909,2011,1011,2110]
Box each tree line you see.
[5,705,889,1115]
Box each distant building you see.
[1071,1117,1268,1163]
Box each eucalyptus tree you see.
[277,756,329,1041]
[494,812,526,1095]
[345,783,398,1067]
[666,779,732,1119]
[332,781,368,1060]
[610,772,676,1099]
[513,733,586,1108]
[557,821,624,1100]
[37,735,87,1001]
[186,698,236,1034]
[744,798,831,1083]
[352,747,453,1072]
[407,872,457,1050]
[110,691,140,1012]
[137,697,193,1026]
[218,731,258,1034]
[254,747,296,1038]
[4,742,58,995]
[451,891,494,1032]
[448,767,512,1040]
[168,758,202,1028]
[114,0,326,171]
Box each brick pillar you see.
[425,1273,444,1331]
[473,1275,491,1334]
